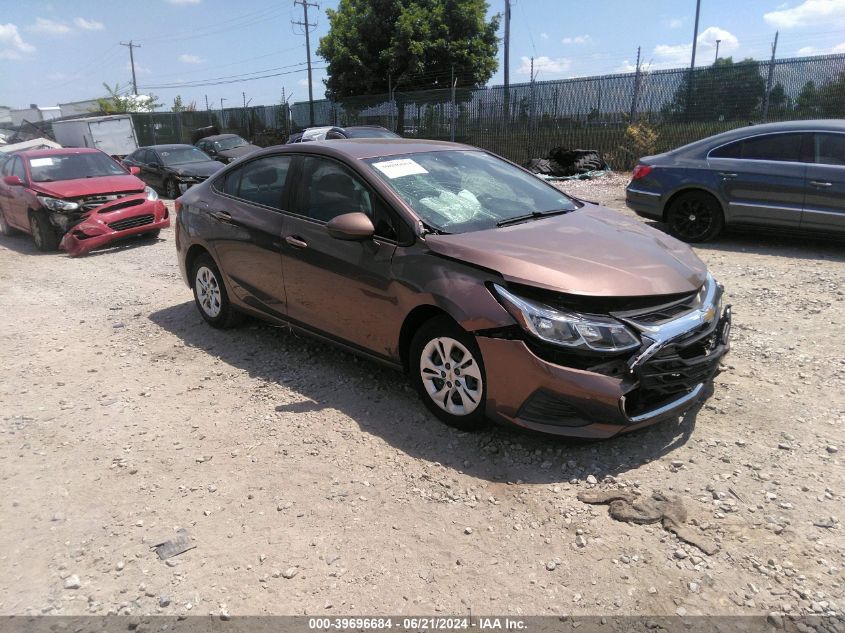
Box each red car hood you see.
[425,205,708,297]
[32,175,145,199]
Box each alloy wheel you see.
[166,180,179,199]
[672,199,713,241]
[195,266,222,318]
[419,336,483,416]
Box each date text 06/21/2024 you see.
[307,617,527,630]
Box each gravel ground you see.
[0,178,843,622]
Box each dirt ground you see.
[0,175,843,622]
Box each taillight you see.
[632,164,653,180]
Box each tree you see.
[795,73,845,117]
[172,95,185,112]
[95,82,162,114]
[664,58,766,121]
[317,0,500,131]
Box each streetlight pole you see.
[715,39,721,63]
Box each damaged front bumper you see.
[58,194,170,256]
[477,294,732,439]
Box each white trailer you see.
[51,115,138,157]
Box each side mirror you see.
[3,175,23,187]
[326,212,375,240]
[128,166,141,176]
[149,162,161,169]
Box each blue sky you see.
[1,0,845,110]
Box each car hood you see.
[218,144,260,159]
[169,161,224,178]
[32,175,145,199]
[425,205,708,297]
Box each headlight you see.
[145,186,159,201]
[493,284,641,353]
[36,196,79,212]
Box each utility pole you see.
[503,0,511,125]
[450,64,457,142]
[220,97,226,112]
[715,39,721,63]
[687,0,702,118]
[293,0,319,127]
[120,40,141,95]
[630,46,642,122]
[762,31,779,122]
[205,95,209,111]
[529,56,535,159]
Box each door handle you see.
[719,172,738,179]
[810,180,832,187]
[210,210,233,223]
[285,235,308,249]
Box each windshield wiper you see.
[496,209,572,227]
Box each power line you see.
[134,3,284,44]
[139,66,325,90]
[140,62,308,89]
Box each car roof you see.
[264,138,476,160]
[18,147,103,158]
[673,119,845,155]
[200,134,240,141]
[143,144,198,151]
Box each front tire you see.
[165,178,180,200]
[29,210,60,251]
[191,253,244,328]
[0,208,15,236]
[666,191,724,243]
[410,316,487,431]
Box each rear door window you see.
[813,133,845,166]
[217,155,292,210]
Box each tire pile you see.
[524,148,607,177]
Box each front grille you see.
[108,215,154,231]
[518,390,590,427]
[98,198,144,213]
[77,192,134,211]
[626,326,726,415]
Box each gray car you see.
[626,120,845,242]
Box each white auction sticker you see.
[371,158,428,179]
[29,158,54,167]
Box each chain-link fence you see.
[122,53,845,170]
[290,53,845,169]
[132,103,292,148]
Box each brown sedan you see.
[175,139,731,438]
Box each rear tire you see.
[191,252,244,328]
[666,191,724,243]
[410,316,488,431]
[29,210,60,251]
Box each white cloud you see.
[797,41,845,54]
[651,26,739,68]
[540,32,549,40]
[616,60,639,73]
[127,61,152,74]
[765,0,845,28]
[298,78,310,87]
[74,17,104,31]
[518,55,571,78]
[30,17,71,35]
[561,34,592,45]
[178,53,204,64]
[664,17,684,29]
[0,23,36,59]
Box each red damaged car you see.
[0,148,169,256]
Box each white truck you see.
[51,115,139,158]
